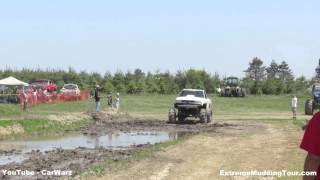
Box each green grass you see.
[29,100,94,114]
[0,94,309,140]
[0,118,93,138]
[0,104,22,117]
[0,94,309,119]
[120,94,309,120]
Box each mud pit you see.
[0,112,245,180]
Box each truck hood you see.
[176,95,206,104]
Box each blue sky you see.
[0,0,319,78]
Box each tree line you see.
[0,58,314,95]
[243,57,310,95]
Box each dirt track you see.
[94,121,305,180]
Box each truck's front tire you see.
[200,109,208,123]
[177,110,185,122]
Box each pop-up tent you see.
[0,76,28,86]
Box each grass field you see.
[0,94,309,127]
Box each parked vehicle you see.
[60,84,80,96]
[169,89,213,123]
[30,79,57,92]
[305,60,320,115]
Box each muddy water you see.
[0,131,182,165]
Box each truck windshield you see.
[179,90,204,98]
[314,86,320,91]
[64,84,77,90]
[226,78,238,86]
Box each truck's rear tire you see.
[178,110,185,122]
[305,99,314,115]
[200,109,208,123]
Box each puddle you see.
[0,131,183,165]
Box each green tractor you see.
[305,84,320,115]
[305,60,320,115]
[220,77,246,97]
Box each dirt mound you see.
[0,124,25,137]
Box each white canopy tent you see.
[0,76,29,86]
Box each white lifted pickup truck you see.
[169,89,213,123]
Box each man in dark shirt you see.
[94,85,103,112]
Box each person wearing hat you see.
[94,85,103,112]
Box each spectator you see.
[94,85,103,112]
[22,89,28,112]
[300,112,320,180]
[107,93,113,108]
[33,89,37,104]
[115,92,120,111]
[216,87,222,95]
[291,95,298,120]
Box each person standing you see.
[216,87,222,95]
[300,112,320,180]
[291,95,298,120]
[115,92,120,111]
[107,93,113,108]
[33,89,37,104]
[22,89,28,112]
[94,85,103,112]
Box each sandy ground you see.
[94,121,305,180]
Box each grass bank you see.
[0,118,93,139]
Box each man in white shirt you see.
[115,92,120,111]
[291,95,298,120]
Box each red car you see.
[30,79,57,92]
